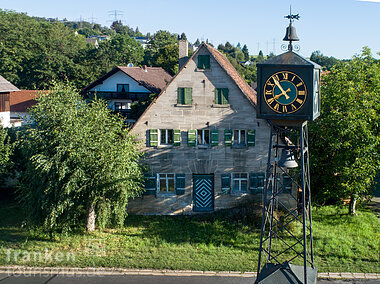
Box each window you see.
[150,129,180,147]
[177,88,192,105]
[197,129,210,145]
[198,55,210,69]
[233,130,246,146]
[117,84,129,93]
[114,102,131,111]
[215,88,229,105]
[232,173,248,192]
[160,129,174,145]
[158,173,175,193]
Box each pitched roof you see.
[0,75,19,93]
[131,42,257,129]
[204,43,257,105]
[10,90,46,112]
[83,66,172,94]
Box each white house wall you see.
[0,111,10,127]
[89,71,150,93]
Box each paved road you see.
[1,274,379,284]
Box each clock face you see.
[263,71,307,114]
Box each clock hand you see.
[273,78,290,99]
[273,88,291,100]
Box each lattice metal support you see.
[256,121,315,284]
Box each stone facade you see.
[129,43,271,214]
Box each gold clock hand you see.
[273,88,291,100]
[273,78,290,99]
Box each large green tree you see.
[309,47,380,214]
[143,30,178,75]
[0,125,13,183]
[18,82,144,232]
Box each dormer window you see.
[117,84,129,93]
[197,55,210,69]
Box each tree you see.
[310,50,340,71]
[180,32,187,40]
[18,82,144,232]
[257,50,264,62]
[242,44,249,61]
[309,47,380,214]
[143,30,178,75]
[0,125,13,183]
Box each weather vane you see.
[282,6,300,52]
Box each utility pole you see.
[272,38,277,54]
[108,10,124,23]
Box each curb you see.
[0,266,379,280]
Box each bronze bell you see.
[283,23,299,42]
[278,149,298,168]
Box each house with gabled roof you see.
[128,42,271,214]
[82,66,172,124]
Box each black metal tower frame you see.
[256,121,315,283]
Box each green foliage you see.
[0,10,146,90]
[143,30,178,75]
[18,82,144,232]
[217,42,257,85]
[0,125,13,180]
[310,50,341,71]
[309,47,380,210]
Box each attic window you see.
[198,55,210,69]
[117,84,129,93]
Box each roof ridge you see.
[204,43,257,106]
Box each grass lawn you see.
[0,199,378,273]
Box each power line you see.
[108,10,124,23]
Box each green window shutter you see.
[221,88,229,104]
[178,88,192,105]
[211,130,219,146]
[257,172,265,191]
[247,130,256,146]
[150,129,158,146]
[224,129,232,146]
[215,89,220,104]
[144,174,157,195]
[184,88,192,105]
[188,130,196,146]
[177,88,185,104]
[215,88,228,105]
[198,55,210,69]
[173,130,181,146]
[249,173,258,194]
[175,174,186,195]
[221,173,231,194]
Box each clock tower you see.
[255,11,319,284]
[256,15,321,123]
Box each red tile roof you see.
[10,90,46,112]
[205,43,257,106]
[83,66,172,94]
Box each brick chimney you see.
[178,40,189,70]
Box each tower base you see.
[256,262,317,284]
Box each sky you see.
[1,0,379,59]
